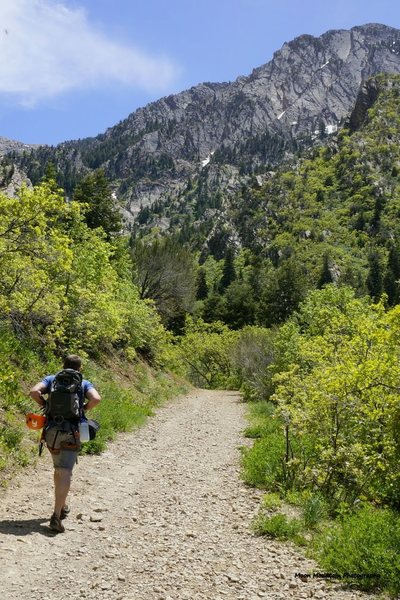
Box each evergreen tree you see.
[258,259,306,326]
[366,250,383,302]
[202,293,226,323]
[42,162,58,186]
[317,252,334,288]
[196,269,208,300]
[370,195,385,235]
[384,245,400,306]
[223,281,256,329]
[73,169,122,237]
[220,246,236,290]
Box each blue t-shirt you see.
[42,375,94,404]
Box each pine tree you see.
[73,169,122,237]
[384,245,400,306]
[196,269,208,300]
[258,259,306,326]
[317,253,334,288]
[366,250,383,302]
[42,161,58,183]
[220,247,236,290]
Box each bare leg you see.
[53,468,72,517]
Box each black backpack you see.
[46,369,83,422]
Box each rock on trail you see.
[0,390,374,599]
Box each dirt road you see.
[0,390,373,600]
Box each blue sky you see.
[0,0,399,145]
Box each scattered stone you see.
[226,573,241,583]
[100,582,112,590]
[90,515,103,522]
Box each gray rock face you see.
[348,79,380,131]
[114,23,400,152]
[0,136,36,156]
[7,23,400,219]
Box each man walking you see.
[30,354,101,533]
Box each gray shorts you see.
[45,425,81,470]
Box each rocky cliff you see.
[7,23,400,224]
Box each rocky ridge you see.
[5,23,400,224]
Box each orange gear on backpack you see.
[26,413,47,430]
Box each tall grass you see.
[241,401,286,489]
[313,505,400,595]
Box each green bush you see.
[241,434,285,489]
[312,505,400,594]
[0,424,23,449]
[262,492,282,510]
[253,512,303,541]
[241,401,286,488]
[231,326,277,401]
[243,401,275,438]
[176,318,239,388]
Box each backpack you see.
[46,369,83,422]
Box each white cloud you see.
[0,0,180,106]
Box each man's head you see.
[63,354,82,371]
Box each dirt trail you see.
[0,390,375,600]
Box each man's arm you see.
[84,388,101,412]
[29,382,47,408]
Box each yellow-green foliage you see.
[0,182,168,359]
[0,182,74,325]
[269,286,400,506]
[0,181,178,480]
[175,317,239,388]
[241,285,400,507]
[242,285,400,595]
[0,321,186,482]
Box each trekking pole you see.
[38,398,47,456]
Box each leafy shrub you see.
[0,424,23,449]
[312,505,400,594]
[262,492,282,510]
[241,433,286,489]
[176,318,239,388]
[231,326,277,400]
[273,288,400,506]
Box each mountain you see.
[181,72,400,328]
[6,23,400,225]
[0,137,36,196]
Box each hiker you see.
[29,354,101,533]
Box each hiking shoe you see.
[49,513,65,533]
[60,505,70,520]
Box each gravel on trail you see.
[0,390,377,600]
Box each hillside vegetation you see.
[0,178,186,483]
[140,74,400,332]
